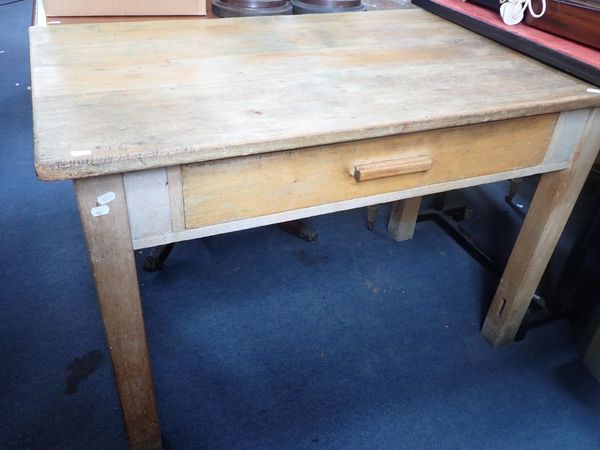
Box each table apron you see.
[122,110,588,250]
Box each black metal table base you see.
[418,193,572,342]
[417,205,502,275]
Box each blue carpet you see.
[1,2,599,449]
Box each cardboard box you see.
[42,0,206,16]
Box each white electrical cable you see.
[500,0,546,25]
[527,0,546,18]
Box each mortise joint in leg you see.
[498,298,507,317]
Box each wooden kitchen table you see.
[29,9,600,450]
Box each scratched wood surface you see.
[29,9,600,180]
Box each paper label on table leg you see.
[91,205,110,217]
[96,191,116,205]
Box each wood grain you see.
[29,9,600,181]
[353,155,432,181]
[181,114,557,229]
[543,109,592,163]
[388,197,422,241]
[74,174,162,450]
[124,168,172,241]
[167,166,185,232]
[35,0,217,26]
[482,108,600,346]
[42,0,206,17]
[132,161,569,250]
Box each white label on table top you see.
[587,88,600,94]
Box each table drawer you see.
[182,114,558,229]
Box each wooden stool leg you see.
[505,177,523,203]
[74,174,162,450]
[388,197,422,241]
[366,204,379,230]
[482,108,600,347]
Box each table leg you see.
[388,197,422,241]
[482,108,600,347]
[366,204,379,230]
[74,174,162,450]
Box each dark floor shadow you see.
[478,271,500,329]
[553,358,600,412]
[65,350,104,395]
[294,249,329,267]
[448,185,527,328]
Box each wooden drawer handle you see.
[353,155,432,181]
